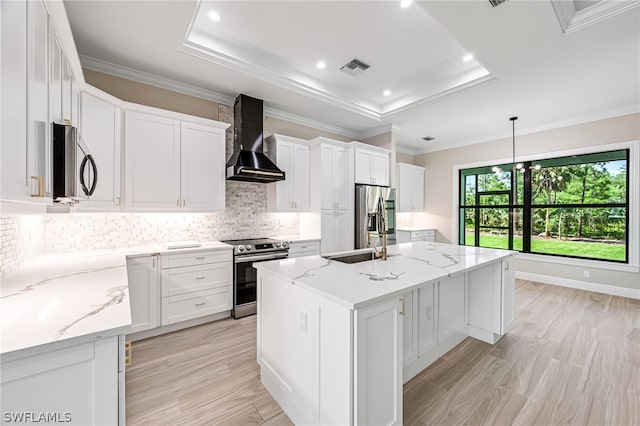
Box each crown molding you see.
[551,0,640,34]
[264,107,362,140]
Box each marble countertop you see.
[0,242,232,355]
[255,242,514,309]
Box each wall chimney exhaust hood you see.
[226,94,285,183]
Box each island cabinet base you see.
[1,334,125,425]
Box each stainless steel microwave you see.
[52,123,97,203]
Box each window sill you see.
[516,252,639,273]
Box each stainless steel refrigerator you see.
[355,184,396,249]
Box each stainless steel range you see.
[222,238,289,318]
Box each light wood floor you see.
[126,280,640,425]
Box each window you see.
[459,149,629,263]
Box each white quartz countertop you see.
[255,242,514,309]
[0,242,232,355]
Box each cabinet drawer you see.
[161,287,231,325]
[412,230,435,240]
[288,241,320,257]
[161,262,231,297]
[161,249,231,269]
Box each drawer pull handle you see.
[195,256,205,260]
[195,276,206,280]
[195,302,205,307]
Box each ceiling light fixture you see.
[463,53,474,62]
[400,0,413,8]
[316,61,326,69]
[208,10,221,22]
[383,90,392,96]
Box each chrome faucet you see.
[373,197,388,260]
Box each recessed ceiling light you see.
[400,0,413,8]
[383,90,391,96]
[463,53,474,62]
[316,61,326,70]
[208,10,221,22]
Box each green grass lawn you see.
[465,233,625,261]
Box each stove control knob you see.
[275,242,282,248]
[246,245,252,251]
[282,242,288,249]
[237,246,245,253]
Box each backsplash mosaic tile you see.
[1,181,300,277]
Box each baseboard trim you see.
[516,271,640,300]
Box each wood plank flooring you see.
[126,280,640,425]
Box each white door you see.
[502,256,515,333]
[438,274,465,344]
[79,92,121,208]
[62,62,72,123]
[292,143,309,210]
[354,297,402,426]
[320,210,336,254]
[320,145,335,210]
[126,255,160,334]
[335,210,351,253]
[49,34,62,125]
[417,283,436,356]
[332,146,349,209]
[372,152,390,186]
[354,149,372,184]
[180,121,225,211]
[125,111,180,210]
[411,166,425,211]
[402,290,418,366]
[275,141,293,209]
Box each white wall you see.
[414,113,640,293]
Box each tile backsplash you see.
[0,181,300,277]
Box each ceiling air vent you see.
[488,0,507,7]
[422,136,435,141]
[340,58,371,76]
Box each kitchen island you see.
[255,242,515,426]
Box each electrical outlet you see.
[299,311,308,333]
[583,270,590,279]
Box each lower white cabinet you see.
[320,210,351,254]
[397,229,435,243]
[287,240,321,258]
[1,335,125,425]
[402,283,436,372]
[126,255,160,335]
[160,249,232,326]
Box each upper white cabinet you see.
[352,142,390,186]
[50,34,63,125]
[124,106,228,212]
[265,134,310,212]
[320,142,350,210]
[396,163,425,212]
[75,88,122,210]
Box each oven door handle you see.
[235,253,288,263]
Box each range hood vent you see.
[226,94,285,183]
[488,0,507,7]
[340,57,371,76]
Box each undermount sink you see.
[324,251,378,264]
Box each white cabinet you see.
[354,297,402,426]
[50,34,63,125]
[1,0,29,203]
[397,229,435,243]
[438,274,466,344]
[265,134,310,212]
[402,283,437,381]
[180,121,226,211]
[62,62,73,124]
[397,163,425,212]
[124,110,181,210]
[1,335,124,425]
[124,108,228,211]
[321,210,351,254]
[353,142,390,186]
[287,240,321,258]
[320,143,350,210]
[160,249,232,325]
[75,89,122,209]
[467,256,515,341]
[126,255,160,335]
[27,0,52,203]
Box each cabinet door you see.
[335,210,352,253]
[1,0,29,202]
[125,111,180,210]
[332,146,350,209]
[372,152,390,186]
[320,145,335,210]
[62,61,72,123]
[180,121,225,211]
[437,274,465,344]
[466,262,501,334]
[411,166,425,211]
[397,165,412,212]
[274,141,293,209]
[78,92,122,208]
[320,210,336,254]
[27,0,51,202]
[417,283,435,356]
[501,256,515,333]
[49,35,62,125]
[354,149,372,185]
[354,297,402,426]
[292,143,310,210]
[126,255,160,334]
[402,290,418,366]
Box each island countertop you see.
[255,242,514,309]
[0,242,233,355]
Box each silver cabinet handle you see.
[195,302,205,307]
[195,256,205,260]
[399,298,405,316]
[30,176,45,197]
[195,276,205,280]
